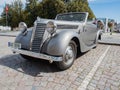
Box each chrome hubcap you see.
[64,46,74,64]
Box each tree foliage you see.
[0,0,24,28]
[40,0,67,19]
[67,0,95,19]
[0,0,95,28]
[24,0,40,27]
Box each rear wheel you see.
[56,40,77,70]
[98,34,101,40]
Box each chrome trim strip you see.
[57,25,78,29]
[30,26,36,50]
[12,48,63,62]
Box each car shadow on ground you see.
[0,54,60,77]
[0,52,88,77]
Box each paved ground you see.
[99,33,120,45]
[0,35,120,90]
[87,45,120,90]
[0,31,20,37]
[0,36,14,57]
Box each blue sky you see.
[89,0,120,23]
[0,0,120,23]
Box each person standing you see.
[108,21,113,35]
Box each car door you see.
[81,22,97,46]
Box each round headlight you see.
[18,22,27,31]
[46,21,57,34]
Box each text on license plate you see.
[8,42,21,49]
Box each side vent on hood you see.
[57,25,78,29]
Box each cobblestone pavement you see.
[99,33,120,45]
[87,45,120,90]
[0,36,15,57]
[0,36,120,90]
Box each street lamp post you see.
[6,12,7,26]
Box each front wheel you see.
[56,40,77,70]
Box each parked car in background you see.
[8,12,102,70]
[116,23,120,32]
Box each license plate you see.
[8,42,21,49]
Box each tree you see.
[0,0,24,28]
[67,0,95,19]
[40,0,67,19]
[0,4,11,26]
[10,0,24,28]
[24,0,40,27]
[0,0,95,28]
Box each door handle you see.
[83,26,87,32]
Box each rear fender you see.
[96,30,103,41]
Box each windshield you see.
[56,13,86,22]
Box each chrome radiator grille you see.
[32,23,46,53]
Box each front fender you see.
[15,28,33,50]
[41,30,79,56]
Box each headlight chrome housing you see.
[46,21,57,35]
[19,22,28,35]
[19,22,27,31]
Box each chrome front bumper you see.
[8,42,62,62]
[11,48,63,62]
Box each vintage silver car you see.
[8,12,102,70]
